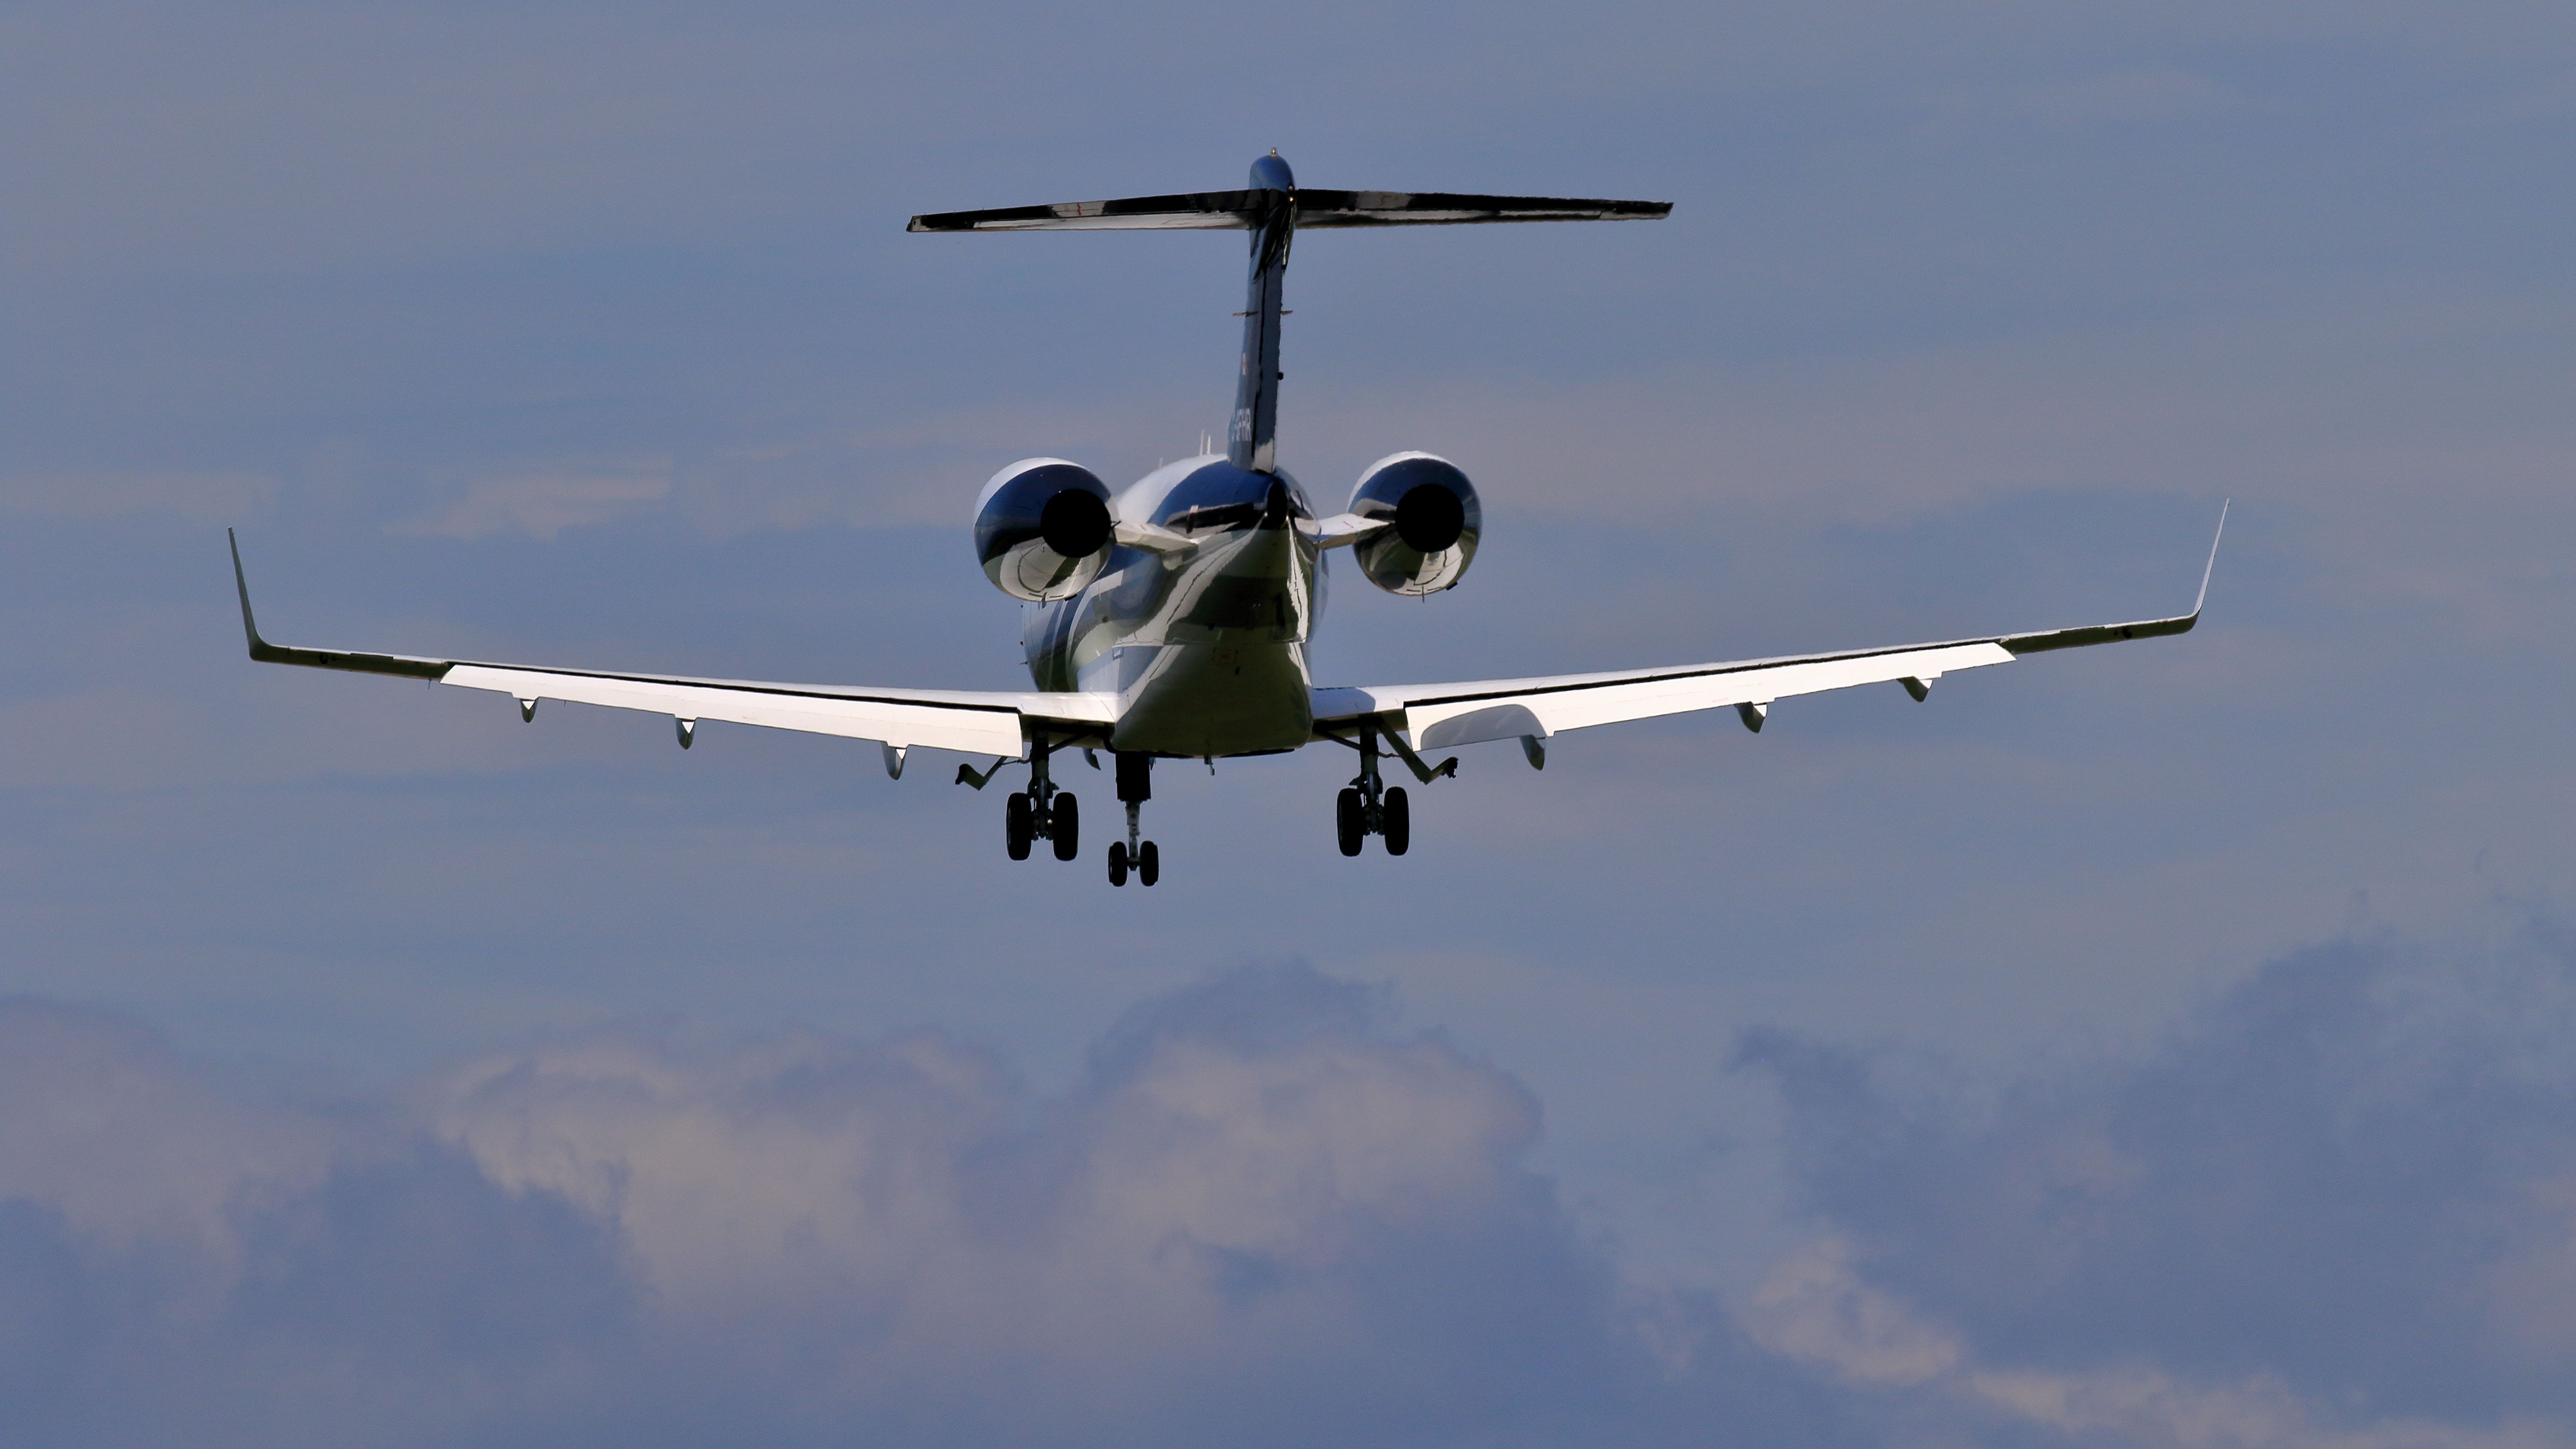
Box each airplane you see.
[228,151,2225,888]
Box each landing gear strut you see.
[1107,752,1159,887]
[1001,740,1079,862]
[1336,726,1410,857]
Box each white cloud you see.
[1738,926,2576,1446]
[1745,1238,1960,1388]
[1749,1235,2572,1449]
[2002,69,2254,126]
[0,470,278,521]
[397,468,672,540]
[0,967,1628,1446]
[11,933,2576,1446]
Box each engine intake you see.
[1349,452,1480,595]
[975,458,1116,601]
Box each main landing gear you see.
[1107,752,1159,887]
[960,743,1156,886]
[1001,742,1081,863]
[1335,727,1411,857]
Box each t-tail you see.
[907,153,1671,475]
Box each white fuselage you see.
[1024,455,1323,757]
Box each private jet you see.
[229,152,2224,887]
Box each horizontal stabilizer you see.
[909,189,1669,233]
[910,190,1268,232]
[1292,190,1670,228]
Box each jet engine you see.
[974,458,1116,601]
[1348,452,1480,596]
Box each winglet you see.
[1997,501,2233,656]
[228,527,280,661]
[223,529,450,679]
[2190,500,2229,620]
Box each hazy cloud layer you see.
[8,936,2576,1446]
[1740,915,2576,1446]
[396,467,674,540]
[0,966,1660,1447]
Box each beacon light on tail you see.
[228,152,2223,888]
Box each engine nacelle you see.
[974,458,1116,601]
[1348,452,1480,596]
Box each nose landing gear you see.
[1108,752,1159,887]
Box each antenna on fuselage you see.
[907,158,1672,475]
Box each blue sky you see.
[4,2,2574,1443]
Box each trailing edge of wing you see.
[1315,504,2228,748]
[907,189,1671,233]
[226,531,1108,757]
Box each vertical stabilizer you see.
[1228,153,1296,474]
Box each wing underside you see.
[1316,507,2227,750]
[228,533,1106,758]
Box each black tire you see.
[1335,788,1364,856]
[1005,792,1032,860]
[1051,792,1079,860]
[1137,840,1159,887]
[1382,786,1410,856]
[1108,840,1128,886]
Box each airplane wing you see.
[226,532,1110,761]
[1313,507,2226,755]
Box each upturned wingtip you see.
[227,526,265,653]
[2191,500,2229,619]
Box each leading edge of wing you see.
[1317,504,2228,748]
[227,531,1108,755]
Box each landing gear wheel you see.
[1335,788,1364,856]
[1137,840,1159,888]
[1382,786,1410,856]
[1005,792,1033,860]
[1051,792,1079,860]
[1108,840,1128,886]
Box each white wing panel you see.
[441,666,1052,756]
[1372,642,2013,748]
